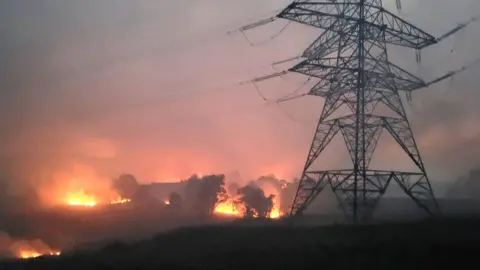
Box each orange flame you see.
[213,200,282,219]
[110,198,131,205]
[18,250,61,259]
[65,189,97,207]
[214,200,241,216]
[269,208,281,219]
[11,240,61,260]
[64,189,131,207]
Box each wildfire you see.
[269,209,281,219]
[110,198,131,205]
[213,200,282,219]
[18,250,61,259]
[164,200,170,205]
[64,188,131,207]
[214,201,241,216]
[64,189,97,207]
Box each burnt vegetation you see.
[2,171,480,267]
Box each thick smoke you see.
[446,168,480,199]
[0,0,308,202]
[0,1,479,240]
[1,0,478,207]
[391,0,480,184]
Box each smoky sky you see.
[1,0,480,195]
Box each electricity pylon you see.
[275,0,443,223]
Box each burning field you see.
[213,182,284,219]
[214,200,281,219]
[0,232,61,260]
[64,189,131,208]
[0,170,293,261]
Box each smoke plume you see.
[0,0,479,207]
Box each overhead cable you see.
[251,21,292,47]
[425,57,480,87]
[436,14,480,42]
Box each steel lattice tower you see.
[275,0,440,222]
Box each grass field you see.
[1,218,479,269]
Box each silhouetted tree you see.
[237,185,274,219]
[167,192,183,212]
[197,175,228,217]
[184,174,227,217]
[113,174,139,199]
[184,174,202,211]
[131,186,159,206]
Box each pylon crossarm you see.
[239,71,289,86]
[278,2,358,31]
[227,17,277,36]
[239,17,278,32]
[278,2,437,49]
[291,57,428,91]
[290,57,359,77]
[370,8,436,49]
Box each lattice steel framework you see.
[278,0,440,222]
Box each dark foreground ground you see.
[2,218,480,270]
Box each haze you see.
[1,0,480,203]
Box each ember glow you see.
[269,208,281,219]
[164,200,170,205]
[7,238,62,260]
[18,250,61,259]
[66,190,97,207]
[213,200,282,219]
[64,189,130,207]
[214,200,241,216]
[110,198,131,205]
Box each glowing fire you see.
[164,200,170,205]
[19,250,61,259]
[269,209,281,219]
[214,201,241,216]
[213,200,282,219]
[64,189,131,207]
[66,190,97,207]
[110,198,131,205]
